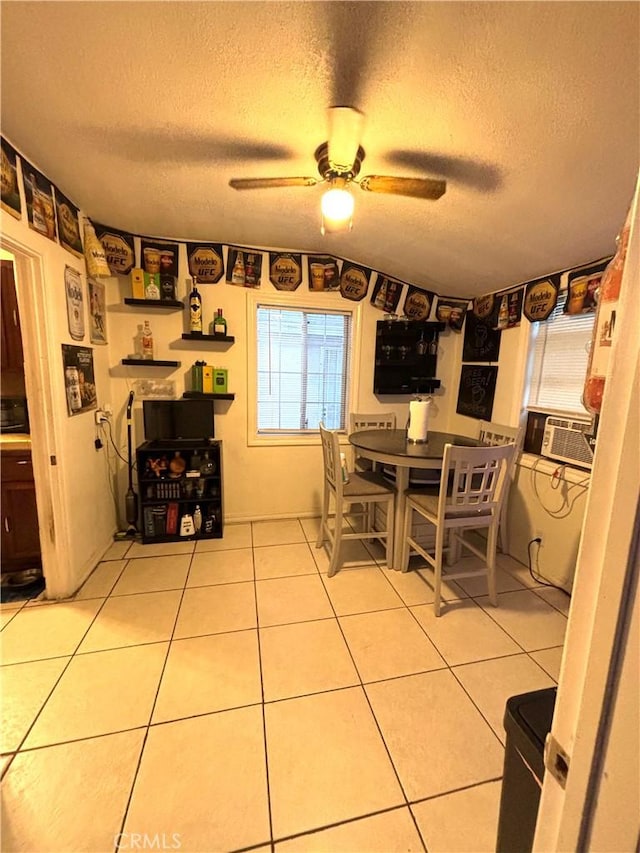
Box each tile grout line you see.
[3,575,126,767]
[315,553,429,851]
[112,542,197,853]
[251,521,277,852]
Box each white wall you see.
[443,312,588,592]
[105,242,461,522]
[2,204,117,598]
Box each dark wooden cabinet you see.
[374,319,444,395]
[1,450,41,572]
[136,440,223,543]
[1,260,24,373]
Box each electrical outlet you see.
[95,410,109,425]
[533,531,543,545]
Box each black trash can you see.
[496,687,557,853]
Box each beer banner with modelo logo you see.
[94,222,135,276]
[370,274,405,314]
[140,238,179,278]
[563,258,610,316]
[472,293,499,327]
[306,255,340,291]
[493,288,523,330]
[187,242,224,284]
[436,297,470,331]
[339,262,371,301]
[1,137,21,219]
[403,286,434,320]
[226,247,262,287]
[269,252,302,291]
[54,188,82,258]
[523,275,559,322]
[20,157,56,242]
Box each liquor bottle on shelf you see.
[231,251,245,285]
[193,505,202,533]
[200,451,216,476]
[141,320,154,360]
[212,308,227,336]
[134,324,144,358]
[189,277,203,334]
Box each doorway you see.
[0,239,66,598]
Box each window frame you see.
[246,290,362,446]
[525,292,596,419]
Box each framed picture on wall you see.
[88,278,107,344]
[456,365,498,420]
[62,344,97,416]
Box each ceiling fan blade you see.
[359,175,446,200]
[229,177,318,190]
[327,106,365,172]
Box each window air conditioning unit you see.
[541,416,594,469]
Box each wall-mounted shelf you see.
[181,333,235,343]
[374,320,444,396]
[183,391,235,401]
[124,298,184,309]
[122,358,181,367]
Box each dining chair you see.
[478,420,524,551]
[349,412,396,471]
[401,443,515,616]
[317,423,395,577]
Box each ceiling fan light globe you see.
[321,187,354,223]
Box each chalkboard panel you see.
[462,312,501,362]
[456,365,498,420]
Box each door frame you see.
[1,235,70,598]
[534,177,639,850]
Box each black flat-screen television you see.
[143,400,215,442]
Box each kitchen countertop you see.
[0,433,32,453]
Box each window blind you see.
[528,298,595,415]
[256,305,352,433]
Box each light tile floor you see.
[0,519,570,853]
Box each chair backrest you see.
[478,420,523,453]
[350,412,396,433]
[319,422,342,496]
[439,443,515,519]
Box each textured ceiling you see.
[1,1,638,297]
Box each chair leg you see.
[486,521,499,607]
[385,498,394,570]
[328,495,343,578]
[400,499,413,572]
[316,486,329,548]
[433,523,446,617]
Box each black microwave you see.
[0,397,29,433]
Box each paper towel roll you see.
[407,399,431,442]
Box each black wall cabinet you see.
[374,320,444,395]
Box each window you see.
[528,298,595,416]
[255,303,353,435]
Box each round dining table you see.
[348,428,480,570]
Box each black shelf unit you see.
[136,440,223,544]
[122,358,181,367]
[374,319,444,395]
[183,391,235,401]
[181,333,235,343]
[124,298,184,309]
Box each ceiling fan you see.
[228,107,446,232]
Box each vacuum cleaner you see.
[124,390,138,535]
